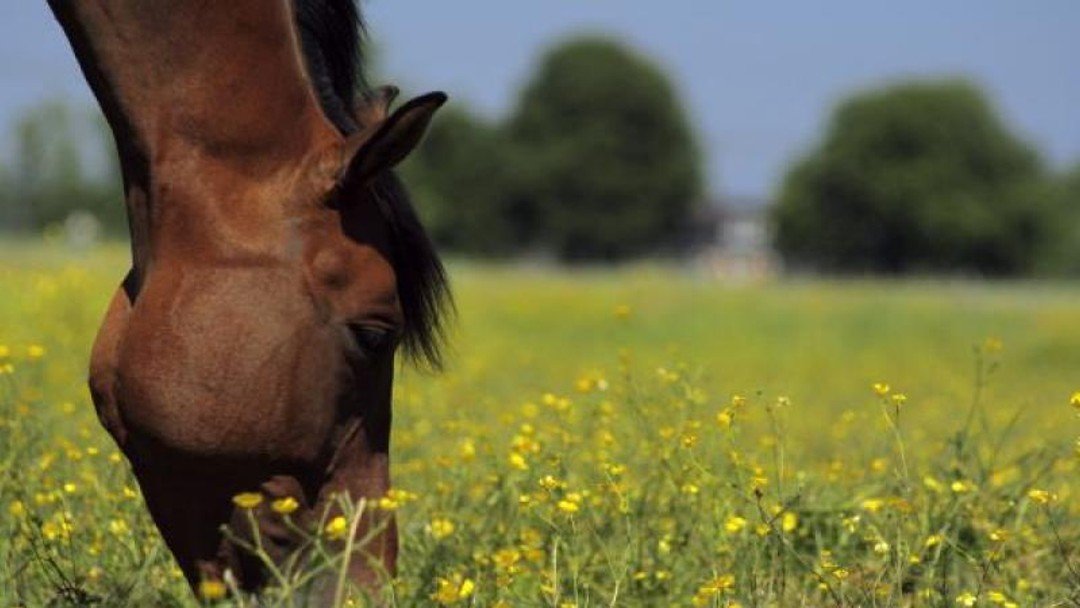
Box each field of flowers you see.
[1,242,1077,607]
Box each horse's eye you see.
[351,326,398,356]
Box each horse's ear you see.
[353,85,401,128]
[341,91,447,186]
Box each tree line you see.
[1,35,1078,275]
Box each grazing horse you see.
[47,0,449,597]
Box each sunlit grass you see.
[1,242,1077,606]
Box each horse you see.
[47,0,450,598]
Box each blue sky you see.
[3,1,1078,199]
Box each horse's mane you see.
[293,0,452,369]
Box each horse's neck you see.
[49,0,340,272]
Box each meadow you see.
[1,242,1077,606]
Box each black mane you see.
[293,0,452,369]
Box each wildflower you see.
[377,488,417,511]
[955,591,977,606]
[776,395,791,408]
[731,394,747,409]
[1027,488,1057,504]
[508,452,528,471]
[108,519,129,536]
[860,498,885,513]
[539,475,563,491]
[557,497,580,514]
[8,501,26,519]
[198,580,227,601]
[891,393,907,406]
[459,439,477,461]
[698,573,735,595]
[873,382,890,397]
[0,345,8,358]
[492,548,521,572]
[681,483,700,495]
[427,518,456,540]
[232,492,263,509]
[432,575,475,604]
[716,409,734,428]
[925,534,944,548]
[656,367,680,384]
[63,482,77,494]
[989,528,1008,542]
[271,497,299,515]
[950,480,976,494]
[781,511,798,533]
[1070,392,1080,412]
[41,515,73,541]
[324,516,349,540]
[724,515,747,534]
[873,540,890,555]
[27,344,46,359]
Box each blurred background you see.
[1,1,1078,275]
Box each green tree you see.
[402,107,528,256]
[773,80,1051,275]
[0,100,124,236]
[508,36,703,261]
[1036,164,1080,275]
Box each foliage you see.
[0,100,124,236]
[507,36,703,261]
[1,244,1078,606]
[1035,164,1080,276]
[401,108,528,257]
[773,80,1054,276]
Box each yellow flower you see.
[557,499,580,514]
[432,575,475,605]
[1070,392,1080,411]
[724,515,747,533]
[508,452,528,471]
[891,393,907,406]
[27,344,46,359]
[0,345,9,358]
[324,515,349,540]
[956,591,977,606]
[925,534,944,548]
[950,480,976,494]
[108,519,129,536]
[781,511,798,533]
[1027,488,1056,504]
[716,409,734,428]
[8,501,26,519]
[873,382,890,397]
[232,492,263,509]
[427,518,456,540]
[271,497,299,515]
[198,580,227,601]
[860,498,885,513]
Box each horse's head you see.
[287,90,449,447]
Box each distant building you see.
[691,197,776,280]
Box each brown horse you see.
[47,0,450,598]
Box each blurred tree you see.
[773,80,1052,276]
[0,100,124,236]
[1035,164,1080,275]
[401,107,528,256]
[507,36,703,261]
